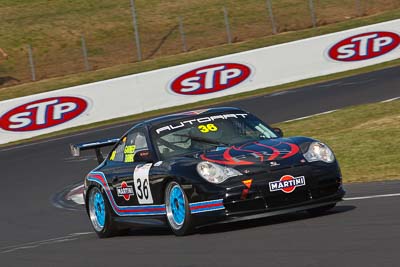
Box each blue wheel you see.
[87,186,119,238]
[165,182,194,236]
[89,187,106,231]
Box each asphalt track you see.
[1,66,399,267]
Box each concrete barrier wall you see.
[1,19,399,144]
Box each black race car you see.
[71,107,345,237]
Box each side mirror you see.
[134,150,153,163]
[273,128,283,137]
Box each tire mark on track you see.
[0,232,93,254]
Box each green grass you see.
[276,100,400,183]
[0,1,399,90]
[1,2,399,183]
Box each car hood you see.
[198,138,305,167]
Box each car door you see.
[104,126,154,207]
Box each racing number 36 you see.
[133,163,154,204]
[135,178,149,199]
[198,124,218,133]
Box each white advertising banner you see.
[1,19,399,144]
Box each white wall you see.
[1,19,399,144]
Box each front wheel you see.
[87,186,120,238]
[165,181,194,236]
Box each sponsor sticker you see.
[0,96,89,132]
[124,145,136,163]
[154,161,163,167]
[155,113,248,134]
[117,181,134,201]
[169,63,252,95]
[328,31,400,62]
[133,163,154,204]
[269,175,306,193]
[240,179,253,200]
[269,161,280,167]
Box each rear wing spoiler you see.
[70,138,119,163]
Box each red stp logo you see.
[0,96,88,132]
[328,31,400,61]
[170,63,251,95]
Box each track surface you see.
[1,66,399,266]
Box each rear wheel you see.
[165,181,194,236]
[88,186,119,238]
[307,203,336,216]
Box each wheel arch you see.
[160,175,198,204]
[85,180,118,217]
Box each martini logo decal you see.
[269,175,306,193]
[117,182,134,201]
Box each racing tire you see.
[165,181,194,236]
[307,203,336,216]
[87,186,120,238]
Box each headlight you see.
[196,161,242,184]
[303,142,335,163]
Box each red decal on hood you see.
[200,141,300,166]
[253,142,280,160]
[200,146,254,165]
[281,142,300,159]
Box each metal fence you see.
[0,0,399,88]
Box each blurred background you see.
[0,0,399,87]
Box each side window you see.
[110,128,149,163]
[109,136,127,162]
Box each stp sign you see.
[328,31,400,61]
[0,96,88,132]
[169,63,252,95]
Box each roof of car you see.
[142,107,244,126]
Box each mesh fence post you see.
[308,0,317,28]
[266,0,277,34]
[27,44,36,81]
[223,6,232,44]
[356,0,363,16]
[81,35,91,71]
[179,16,187,52]
[130,0,142,61]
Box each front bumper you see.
[193,187,345,228]
[191,162,345,225]
[199,189,344,227]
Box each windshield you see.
[151,112,278,160]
